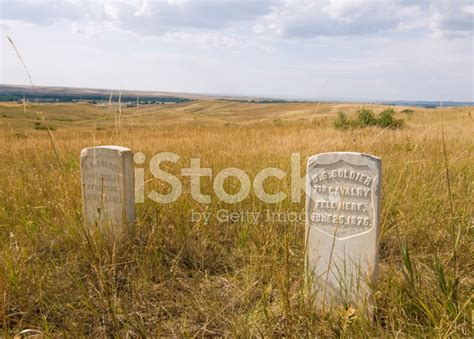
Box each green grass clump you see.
[357,108,378,127]
[333,112,351,130]
[334,108,404,130]
[377,108,404,128]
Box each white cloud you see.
[1,0,472,39]
[162,31,272,51]
[428,0,474,38]
[71,20,114,38]
[258,0,450,38]
[1,0,472,101]
[1,0,278,33]
[258,0,400,37]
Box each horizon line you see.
[1,83,473,105]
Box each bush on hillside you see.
[334,107,404,130]
[356,108,378,127]
[333,112,352,130]
[377,108,404,128]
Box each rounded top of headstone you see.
[307,152,381,167]
[94,145,131,152]
[308,151,381,159]
[80,145,132,157]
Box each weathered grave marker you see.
[80,146,135,238]
[305,152,381,309]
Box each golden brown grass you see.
[0,100,473,336]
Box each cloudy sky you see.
[1,0,473,101]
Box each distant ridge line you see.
[0,84,472,107]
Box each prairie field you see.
[0,100,473,337]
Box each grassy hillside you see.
[0,100,472,336]
[0,99,470,130]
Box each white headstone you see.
[305,152,381,309]
[80,146,135,238]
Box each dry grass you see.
[0,100,473,337]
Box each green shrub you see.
[356,108,377,127]
[400,108,415,115]
[334,107,404,130]
[377,108,404,128]
[334,112,351,130]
